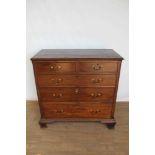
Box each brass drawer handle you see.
[91,79,95,83]
[50,66,54,69]
[91,93,95,97]
[96,109,101,112]
[89,109,101,113]
[56,78,63,84]
[97,93,102,97]
[92,64,104,70]
[91,78,103,84]
[58,78,62,81]
[57,65,62,70]
[50,65,62,70]
[54,109,64,113]
[59,93,63,97]
[90,93,102,97]
[51,78,63,84]
[52,93,63,98]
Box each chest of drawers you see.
[31,49,123,129]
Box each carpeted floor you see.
[26,101,128,155]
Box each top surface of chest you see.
[31,49,123,61]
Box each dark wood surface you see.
[37,74,117,87]
[42,103,112,119]
[31,49,123,60]
[39,87,115,102]
[34,61,119,75]
[31,49,123,128]
[34,61,76,74]
[78,61,118,73]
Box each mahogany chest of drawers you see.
[31,49,123,128]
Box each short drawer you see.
[78,75,117,87]
[37,75,77,87]
[41,103,112,118]
[39,87,115,102]
[34,61,76,74]
[78,87,114,102]
[37,75,117,87]
[39,87,77,102]
[78,61,118,73]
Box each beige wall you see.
[26,0,129,101]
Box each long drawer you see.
[37,74,117,87]
[41,103,112,118]
[39,87,115,102]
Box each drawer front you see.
[34,62,76,74]
[39,87,78,102]
[41,103,112,118]
[37,75,117,87]
[37,75,77,87]
[79,61,118,73]
[78,75,117,87]
[78,87,114,102]
[39,87,114,102]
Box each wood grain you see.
[37,74,117,87]
[34,62,76,74]
[27,101,129,155]
[41,103,112,119]
[78,61,118,73]
[39,87,115,102]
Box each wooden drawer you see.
[34,61,76,74]
[37,74,117,87]
[78,61,118,73]
[39,87,77,102]
[39,87,115,102]
[78,75,117,87]
[78,87,114,102]
[37,75,77,87]
[41,103,112,118]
